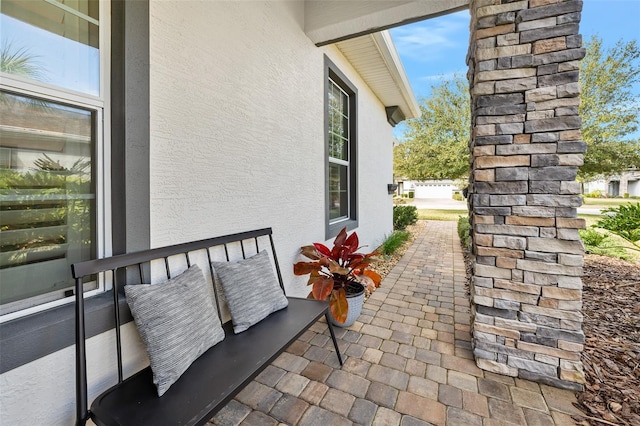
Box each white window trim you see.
[328,78,352,224]
[0,0,111,322]
[325,57,358,239]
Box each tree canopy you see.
[393,76,470,181]
[579,36,640,180]
[394,37,640,183]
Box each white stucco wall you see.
[0,323,147,425]
[1,2,395,424]
[148,0,394,295]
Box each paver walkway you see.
[210,221,582,425]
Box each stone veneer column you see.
[467,0,587,390]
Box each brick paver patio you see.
[210,221,582,425]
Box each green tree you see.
[394,76,470,180]
[0,41,48,108]
[579,36,640,180]
[0,41,44,79]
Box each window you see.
[325,58,357,238]
[0,0,108,319]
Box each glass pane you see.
[341,114,349,138]
[329,82,348,117]
[1,0,100,95]
[329,163,348,221]
[328,82,349,161]
[0,91,96,311]
[329,133,347,161]
[329,108,348,140]
[328,86,340,112]
[328,133,337,158]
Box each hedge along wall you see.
[467,0,587,390]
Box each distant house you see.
[606,170,640,197]
[397,180,464,199]
[582,169,640,197]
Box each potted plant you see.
[293,227,382,326]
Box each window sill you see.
[0,291,131,374]
[327,219,358,240]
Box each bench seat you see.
[73,228,343,426]
[90,298,329,426]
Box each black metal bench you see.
[73,228,343,426]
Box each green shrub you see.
[596,202,640,248]
[408,191,415,199]
[579,228,608,246]
[381,230,411,256]
[579,228,632,260]
[393,197,409,205]
[393,205,418,230]
[624,192,630,198]
[452,192,464,201]
[585,190,604,198]
[457,216,471,250]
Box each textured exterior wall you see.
[467,0,587,390]
[0,323,147,425]
[148,1,394,297]
[0,2,396,424]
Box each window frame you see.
[0,0,111,321]
[324,56,358,240]
[0,85,108,319]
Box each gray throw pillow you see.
[125,264,225,396]
[213,250,288,334]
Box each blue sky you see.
[390,0,640,107]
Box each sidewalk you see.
[210,221,582,425]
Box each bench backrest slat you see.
[112,270,124,384]
[164,257,171,279]
[269,234,285,292]
[137,264,145,283]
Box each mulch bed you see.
[574,254,640,426]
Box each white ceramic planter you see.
[328,283,365,327]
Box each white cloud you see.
[419,71,460,82]
[390,11,469,63]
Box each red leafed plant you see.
[293,227,382,323]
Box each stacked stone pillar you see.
[467,0,587,390]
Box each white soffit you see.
[305,0,469,46]
[336,30,420,120]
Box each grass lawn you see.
[581,197,638,208]
[418,209,468,221]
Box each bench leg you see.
[325,313,344,366]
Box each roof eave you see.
[372,31,421,120]
[336,30,421,125]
